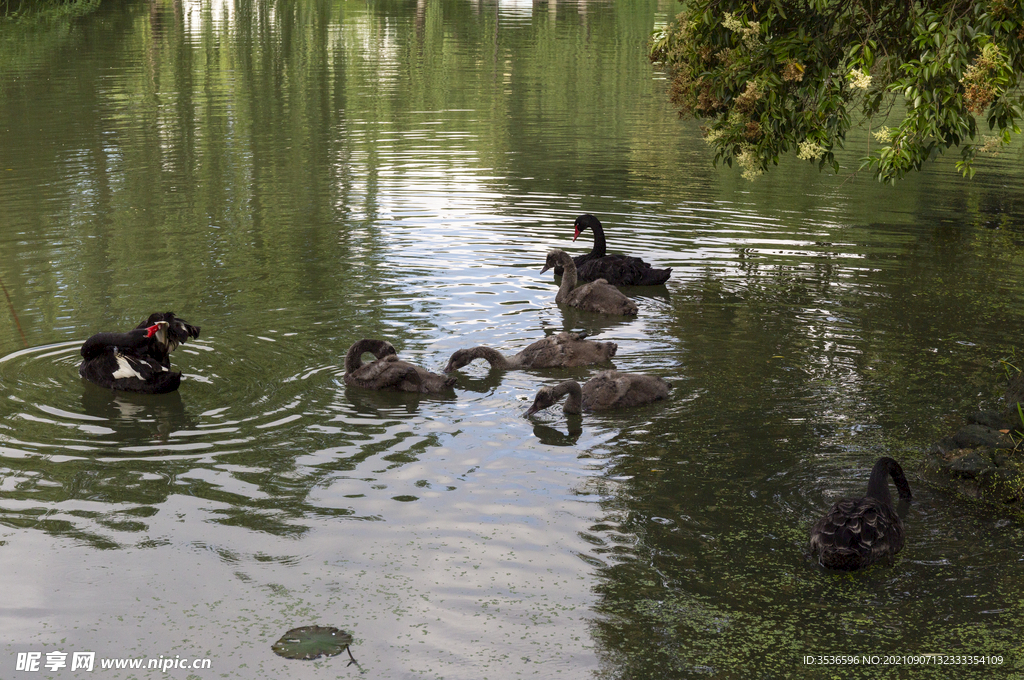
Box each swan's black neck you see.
[80,327,156,360]
[575,214,607,258]
[865,456,912,505]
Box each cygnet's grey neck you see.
[553,251,578,303]
[345,339,393,374]
[466,346,514,369]
[552,380,584,414]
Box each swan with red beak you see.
[79,312,201,393]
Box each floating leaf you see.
[272,625,354,660]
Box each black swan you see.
[551,214,672,286]
[344,339,455,393]
[524,370,669,416]
[443,332,617,372]
[541,249,638,316]
[809,456,913,571]
[79,312,201,394]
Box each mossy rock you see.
[923,412,1024,505]
[953,424,1014,450]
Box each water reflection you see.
[433,367,506,394]
[532,419,583,446]
[340,383,456,415]
[79,388,194,447]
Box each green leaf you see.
[272,626,354,661]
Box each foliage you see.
[1,0,99,23]
[650,0,1024,183]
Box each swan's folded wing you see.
[351,354,400,381]
[379,363,423,390]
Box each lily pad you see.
[272,625,354,660]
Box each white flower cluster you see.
[872,127,893,143]
[721,12,745,31]
[848,68,872,90]
[979,136,1003,153]
[797,140,824,161]
[722,12,762,49]
[702,127,726,146]
[737,146,764,181]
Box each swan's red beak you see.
[572,226,581,241]
[145,324,161,338]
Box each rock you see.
[967,410,1010,430]
[979,466,1024,505]
[946,450,991,478]
[927,436,959,457]
[952,424,1014,450]
[923,370,1024,506]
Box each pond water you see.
[2,0,1024,677]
